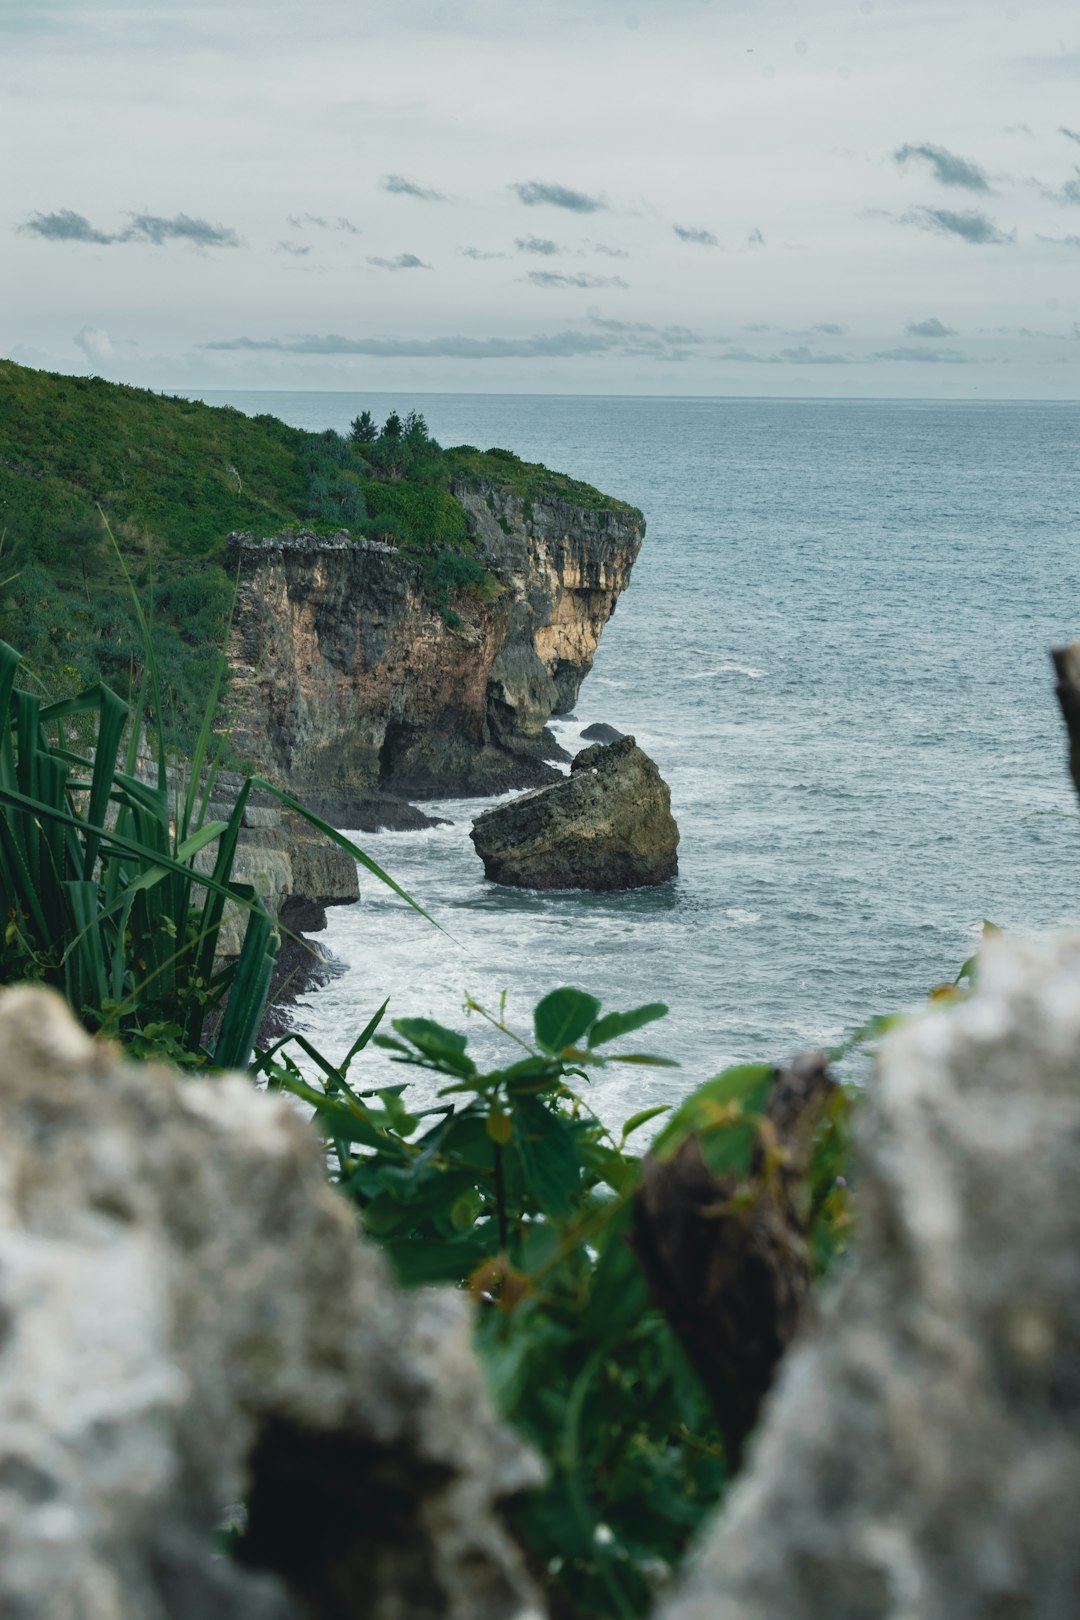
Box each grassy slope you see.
[0,359,635,741]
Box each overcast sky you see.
[4,0,1080,397]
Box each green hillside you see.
[0,359,632,744]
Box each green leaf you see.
[578,1216,652,1351]
[512,1096,582,1220]
[534,987,602,1053]
[391,1017,476,1078]
[650,1062,773,1163]
[588,1002,668,1047]
[605,1053,681,1067]
[618,1104,670,1146]
[381,1231,497,1287]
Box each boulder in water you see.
[470,734,678,890]
[579,721,625,744]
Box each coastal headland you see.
[226,485,643,829]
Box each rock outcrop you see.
[661,932,1080,1620]
[470,736,679,890]
[226,479,642,829]
[0,984,543,1620]
[579,721,625,744]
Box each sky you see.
[3,0,1080,397]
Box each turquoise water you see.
[197,391,1080,1116]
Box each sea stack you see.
[470,735,679,891]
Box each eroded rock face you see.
[226,482,642,829]
[661,933,1080,1620]
[470,736,679,891]
[0,986,543,1620]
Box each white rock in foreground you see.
[0,986,542,1620]
[662,933,1080,1620]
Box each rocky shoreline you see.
[210,477,645,1024]
[225,480,643,829]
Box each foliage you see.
[442,443,644,520]
[301,432,368,527]
[0,620,427,1069]
[258,988,854,1618]
[0,361,635,722]
[348,410,378,445]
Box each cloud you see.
[19,208,240,247]
[73,326,115,361]
[510,180,606,213]
[906,317,957,337]
[897,206,1015,245]
[1046,167,1080,205]
[289,213,360,235]
[1037,233,1080,247]
[366,253,431,271]
[591,242,629,258]
[20,208,116,243]
[719,345,851,365]
[277,240,311,257]
[894,142,993,192]
[589,315,708,344]
[201,330,613,359]
[1062,127,1080,146]
[515,235,561,256]
[381,174,446,202]
[872,346,972,363]
[525,270,628,289]
[127,212,240,246]
[747,228,765,248]
[457,245,508,260]
[673,224,719,246]
[813,322,847,335]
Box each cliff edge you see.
[226,478,643,828]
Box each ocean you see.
[196,391,1080,1120]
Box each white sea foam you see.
[687,662,765,680]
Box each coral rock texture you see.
[661,932,1080,1620]
[0,985,543,1620]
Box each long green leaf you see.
[248,775,440,929]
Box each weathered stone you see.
[661,933,1080,1620]
[579,722,625,744]
[241,805,282,830]
[225,483,643,827]
[0,986,543,1620]
[470,736,679,891]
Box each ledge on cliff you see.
[227,469,645,827]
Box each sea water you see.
[195,391,1080,1119]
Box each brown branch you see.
[631,1051,835,1469]
[1051,643,1080,807]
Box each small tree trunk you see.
[1051,643,1080,805]
[631,1052,835,1469]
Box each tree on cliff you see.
[382,410,403,440]
[348,411,378,444]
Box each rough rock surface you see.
[0,986,543,1620]
[579,721,625,744]
[470,736,679,890]
[226,481,642,828]
[661,932,1080,1620]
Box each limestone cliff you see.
[226,478,643,828]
